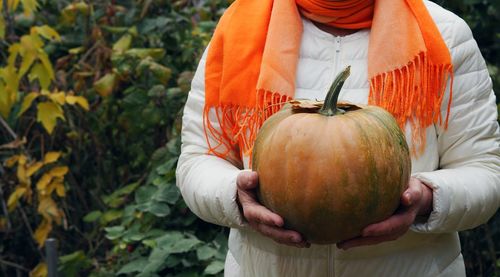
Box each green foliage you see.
[0,0,498,276]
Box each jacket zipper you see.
[327,37,341,277]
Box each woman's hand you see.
[237,171,310,248]
[337,177,433,250]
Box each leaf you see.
[100,209,123,224]
[83,210,102,222]
[104,225,125,240]
[48,92,66,105]
[48,166,69,177]
[4,155,20,167]
[147,201,170,217]
[196,245,218,261]
[38,52,55,80]
[36,102,65,134]
[54,182,65,197]
[203,261,225,275]
[29,262,47,277]
[38,196,61,222]
[113,33,132,53]
[18,47,36,77]
[18,92,39,116]
[65,95,89,110]
[29,63,52,89]
[36,173,52,191]
[135,186,157,204]
[125,48,165,60]
[32,25,61,41]
[7,186,26,211]
[33,219,52,247]
[117,258,148,275]
[20,0,38,16]
[43,151,61,164]
[154,184,180,205]
[93,73,117,97]
[0,16,5,39]
[27,161,43,177]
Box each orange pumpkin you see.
[252,66,411,244]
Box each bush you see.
[0,0,498,276]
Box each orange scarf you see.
[204,0,453,158]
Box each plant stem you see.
[319,66,351,116]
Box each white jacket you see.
[176,1,500,276]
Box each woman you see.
[176,0,500,276]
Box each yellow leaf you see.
[93,73,117,97]
[43,151,61,164]
[113,33,132,53]
[18,48,37,77]
[17,162,29,184]
[18,92,39,116]
[48,92,66,105]
[54,183,65,197]
[33,219,51,247]
[48,166,68,177]
[32,25,60,41]
[68,47,84,55]
[65,95,89,111]
[38,52,55,80]
[36,173,52,191]
[38,196,62,224]
[20,33,44,52]
[36,102,65,134]
[8,0,20,11]
[20,0,38,16]
[27,161,43,176]
[0,16,5,39]
[29,262,47,277]
[29,63,51,89]
[7,186,26,211]
[4,155,20,167]
[18,154,27,165]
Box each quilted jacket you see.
[176,1,500,276]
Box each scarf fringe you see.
[203,90,291,159]
[369,52,453,155]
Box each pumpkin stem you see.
[319,66,351,116]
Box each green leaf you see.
[135,186,157,204]
[82,210,102,222]
[154,184,180,205]
[167,238,201,254]
[104,226,125,240]
[117,258,148,275]
[155,158,177,175]
[196,245,218,261]
[125,48,165,60]
[203,260,225,275]
[147,201,170,217]
[100,209,123,224]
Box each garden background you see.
[0,0,498,276]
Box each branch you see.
[0,115,17,140]
[0,258,29,272]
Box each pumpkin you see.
[252,66,411,244]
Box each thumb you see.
[237,171,259,190]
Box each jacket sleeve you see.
[175,48,246,229]
[411,17,500,233]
